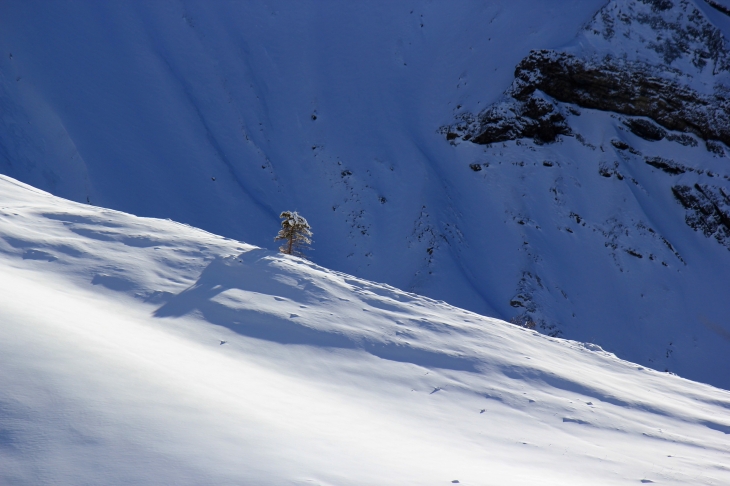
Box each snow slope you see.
[442,0,730,389]
[0,0,729,389]
[0,175,729,485]
[0,3,604,305]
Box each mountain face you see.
[446,0,730,146]
[441,0,730,388]
[0,0,729,388]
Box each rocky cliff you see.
[443,0,730,252]
[439,0,730,364]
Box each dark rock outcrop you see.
[645,156,687,174]
[511,50,730,146]
[705,0,730,17]
[623,118,667,141]
[442,0,730,256]
[442,50,730,147]
[443,94,570,145]
[666,133,698,146]
[672,183,730,249]
[472,96,570,145]
[442,0,730,148]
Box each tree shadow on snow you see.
[154,249,479,372]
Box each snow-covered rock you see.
[442,0,730,388]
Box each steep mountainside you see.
[441,0,730,388]
[0,175,729,484]
[0,0,729,388]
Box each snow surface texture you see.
[0,174,729,484]
[0,1,729,388]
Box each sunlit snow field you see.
[0,176,728,484]
[1,1,730,483]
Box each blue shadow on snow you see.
[154,250,479,372]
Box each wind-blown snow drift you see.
[0,175,729,485]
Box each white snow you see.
[2,0,729,391]
[0,3,602,313]
[0,175,728,485]
[0,3,729,479]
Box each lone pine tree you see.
[275,211,313,257]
